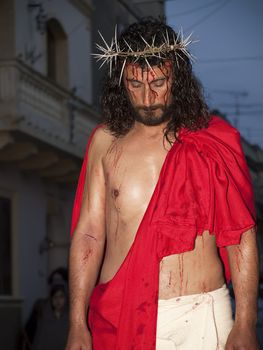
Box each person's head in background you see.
[50,284,67,318]
[48,266,68,287]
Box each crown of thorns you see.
[92,26,196,84]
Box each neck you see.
[133,121,167,138]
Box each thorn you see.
[162,32,168,45]
[98,30,110,50]
[177,28,182,43]
[172,33,176,46]
[140,35,151,48]
[177,52,185,62]
[115,24,118,43]
[166,29,170,45]
[99,58,108,69]
[114,24,120,53]
[191,53,197,62]
[123,38,133,52]
[96,44,108,53]
[152,34,156,47]
[183,32,193,47]
[144,57,153,72]
[180,27,184,42]
[119,58,127,85]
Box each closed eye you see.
[128,80,142,88]
[151,78,166,88]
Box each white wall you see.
[15,0,92,103]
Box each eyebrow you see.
[151,77,166,82]
[126,77,166,83]
[126,78,141,83]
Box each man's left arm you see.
[226,228,260,350]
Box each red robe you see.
[70,116,256,349]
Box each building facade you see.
[0,1,98,348]
[0,0,165,348]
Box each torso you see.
[98,125,225,299]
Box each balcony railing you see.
[0,59,100,158]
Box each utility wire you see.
[218,103,263,108]
[221,110,263,115]
[117,0,140,20]
[169,0,221,17]
[198,56,263,63]
[185,0,231,32]
[236,111,263,115]
[132,0,178,5]
[133,0,165,4]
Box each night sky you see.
[166,0,263,147]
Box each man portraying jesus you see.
[66,18,259,350]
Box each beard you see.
[132,104,171,126]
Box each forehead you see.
[124,61,172,81]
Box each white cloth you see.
[156,284,233,350]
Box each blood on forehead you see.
[125,60,172,81]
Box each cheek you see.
[165,80,173,104]
[126,88,140,104]
[166,88,173,104]
[157,86,172,104]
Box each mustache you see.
[136,104,165,112]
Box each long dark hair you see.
[101,18,210,142]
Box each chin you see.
[136,113,168,127]
[140,119,165,126]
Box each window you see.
[47,24,56,81]
[46,18,69,88]
[0,196,12,295]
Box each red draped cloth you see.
[70,116,256,349]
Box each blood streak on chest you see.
[111,187,121,241]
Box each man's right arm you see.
[66,129,107,350]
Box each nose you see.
[143,84,155,107]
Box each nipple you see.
[113,188,119,198]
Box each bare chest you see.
[103,139,168,221]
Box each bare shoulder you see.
[88,126,116,160]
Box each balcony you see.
[0,59,100,182]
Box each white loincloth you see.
[156,284,234,350]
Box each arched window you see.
[46,18,69,88]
